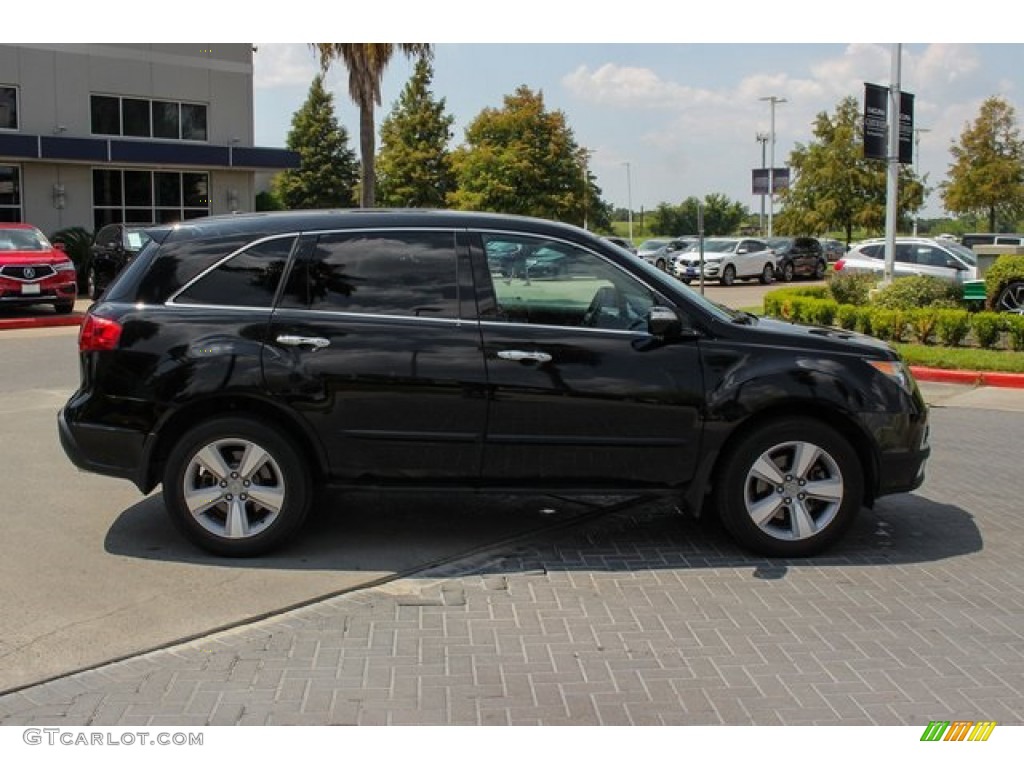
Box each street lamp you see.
[756,132,769,235]
[623,161,633,243]
[580,148,593,230]
[759,96,787,237]
[912,127,930,236]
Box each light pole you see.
[580,148,592,230]
[912,127,930,236]
[623,161,633,243]
[756,132,769,236]
[759,96,787,237]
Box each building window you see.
[0,165,22,222]
[0,86,18,131]
[93,169,209,229]
[90,95,208,141]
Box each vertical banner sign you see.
[752,168,789,195]
[864,82,888,160]
[899,91,915,164]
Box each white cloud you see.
[253,44,320,89]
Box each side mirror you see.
[946,259,965,270]
[648,306,683,338]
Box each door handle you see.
[497,350,552,363]
[276,335,331,349]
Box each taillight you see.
[833,258,845,271]
[79,314,123,352]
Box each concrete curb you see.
[3,313,1024,389]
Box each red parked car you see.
[0,223,78,314]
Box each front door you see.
[471,231,704,490]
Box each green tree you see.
[941,96,1024,232]
[647,195,747,236]
[449,85,603,225]
[375,57,455,208]
[273,75,358,209]
[776,96,924,243]
[313,43,433,208]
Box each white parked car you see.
[834,237,977,283]
[671,237,776,286]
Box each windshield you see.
[637,239,668,251]
[701,239,739,253]
[945,242,977,265]
[0,227,49,251]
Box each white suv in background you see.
[834,237,977,283]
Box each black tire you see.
[720,265,736,286]
[162,417,312,556]
[995,280,1024,313]
[759,263,774,285]
[713,418,863,557]
[87,267,101,300]
[813,259,827,280]
[54,300,75,315]
[781,261,795,282]
[656,258,667,272]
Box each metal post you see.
[624,162,633,243]
[760,97,786,238]
[912,127,929,236]
[883,44,902,284]
[756,132,769,236]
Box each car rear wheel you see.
[720,265,736,286]
[995,280,1024,313]
[87,267,100,300]
[759,263,774,284]
[714,418,862,557]
[162,417,312,556]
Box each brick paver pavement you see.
[1,406,1022,726]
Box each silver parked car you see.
[671,237,776,286]
[635,238,688,271]
[834,237,977,282]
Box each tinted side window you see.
[282,230,458,318]
[860,244,882,259]
[175,236,296,308]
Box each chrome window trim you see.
[478,319,647,338]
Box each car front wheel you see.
[995,280,1024,313]
[720,265,736,286]
[781,261,795,282]
[714,418,863,557]
[759,263,774,284]
[162,417,312,556]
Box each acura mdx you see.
[59,210,930,558]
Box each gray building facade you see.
[0,43,297,236]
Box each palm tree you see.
[312,43,433,208]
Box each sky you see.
[251,37,1022,221]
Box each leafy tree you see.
[313,43,433,208]
[273,75,358,209]
[940,96,1024,232]
[647,195,747,236]
[449,85,604,225]
[776,96,924,244]
[375,57,455,208]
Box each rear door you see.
[262,227,488,484]
[470,231,704,489]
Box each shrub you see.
[1006,314,1024,351]
[828,272,878,305]
[870,308,908,342]
[970,312,1003,349]
[836,304,859,331]
[870,275,961,310]
[934,309,971,347]
[909,309,937,344]
[805,298,838,327]
[855,306,874,335]
[50,226,94,293]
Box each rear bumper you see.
[58,407,147,489]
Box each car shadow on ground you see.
[103,490,982,580]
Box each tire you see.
[55,300,75,314]
[87,267,100,300]
[713,418,863,557]
[995,280,1024,313]
[720,265,736,286]
[813,259,827,280]
[656,258,667,272]
[759,263,774,285]
[162,417,312,556]
[781,261,795,282]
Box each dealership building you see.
[0,43,298,236]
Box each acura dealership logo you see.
[24,267,35,279]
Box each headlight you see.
[54,261,77,273]
[867,359,912,391]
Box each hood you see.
[737,315,896,358]
[0,248,69,266]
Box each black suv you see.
[59,210,930,558]
[767,236,827,282]
[86,223,155,299]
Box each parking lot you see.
[0,283,1023,727]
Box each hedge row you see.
[762,288,1024,350]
